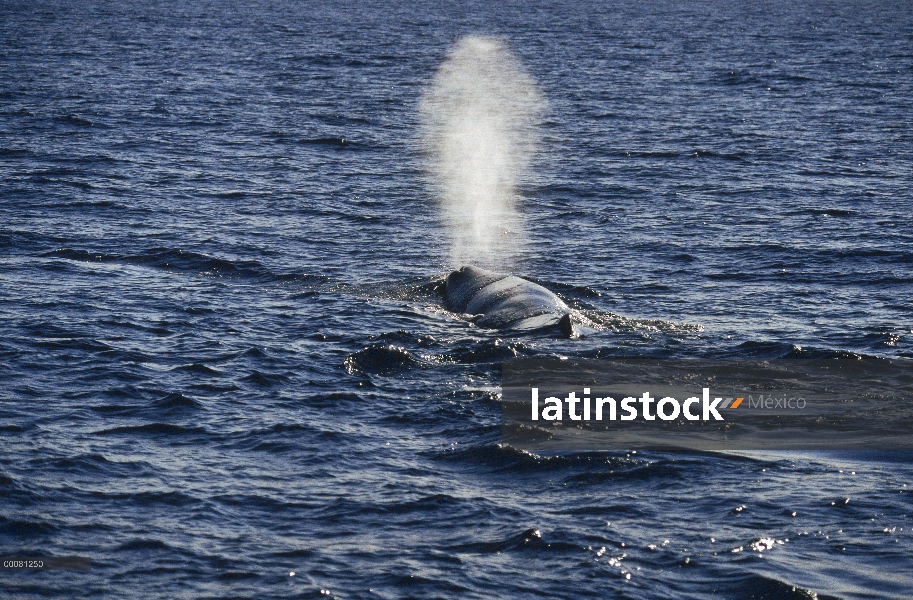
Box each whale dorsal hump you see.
[558,313,577,338]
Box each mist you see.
[420,35,544,269]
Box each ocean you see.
[1,0,912,597]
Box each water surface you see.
[1,1,912,597]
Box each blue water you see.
[2,1,912,598]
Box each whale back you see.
[444,265,573,333]
[466,275,567,328]
[444,266,509,313]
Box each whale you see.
[444,265,581,337]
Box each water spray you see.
[420,35,543,268]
